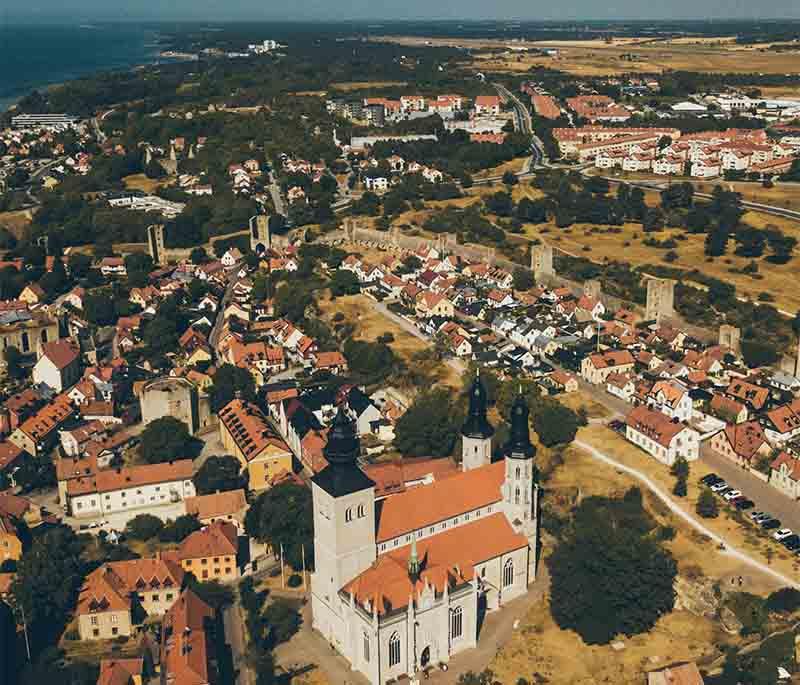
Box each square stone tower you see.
[645,277,676,323]
[530,243,554,282]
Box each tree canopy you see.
[547,488,677,644]
[140,417,193,464]
[194,455,246,495]
[394,388,462,457]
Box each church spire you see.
[506,391,536,460]
[408,536,421,581]
[312,404,375,497]
[461,371,494,439]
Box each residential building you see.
[185,489,248,531]
[581,349,635,385]
[709,421,770,468]
[8,393,75,456]
[32,338,82,392]
[770,452,800,500]
[75,558,185,640]
[160,589,219,685]
[625,405,700,465]
[218,399,293,491]
[167,521,239,582]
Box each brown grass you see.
[559,390,613,420]
[329,81,408,92]
[122,173,173,193]
[473,158,525,180]
[0,209,32,240]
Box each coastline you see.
[0,25,171,114]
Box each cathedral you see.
[310,375,541,684]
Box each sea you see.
[0,23,168,113]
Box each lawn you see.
[122,173,174,193]
[0,209,32,240]
[473,157,526,180]
[329,81,408,92]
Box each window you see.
[345,507,353,523]
[225,568,231,575]
[111,627,118,636]
[166,594,173,602]
[110,615,118,624]
[202,571,208,579]
[515,466,520,479]
[503,558,514,588]
[514,487,520,505]
[357,504,366,518]
[450,606,463,640]
[363,632,370,663]
[90,616,98,625]
[201,559,207,565]
[152,594,159,602]
[93,629,99,637]
[389,632,401,667]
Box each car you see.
[723,489,743,501]
[700,473,721,485]
[710,482,729,493]
[762,519,782,530]
[754,512,773,523]
[782,535,800,549]
[749,510,765,520]
[773,528,793,541]
[734,499,755,511]
[88,522,99,529]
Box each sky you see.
[4,0,800,22]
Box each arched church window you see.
[345,508,353,523]
[363,632,370,662]
[515,466,520,479]
[389,632,401,667]
[503,558,514,588]
[357,504,366,518]
[514,487,520,505]
[450,606,463,640]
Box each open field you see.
[696,181,800,212]
[0,208,32,239]
[317,292,462,388]
[488,436,754,684]
[558,390,612,420]
[122,173,174,193]
[473,157,525,180]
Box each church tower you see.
[310,406,377,649]
[502,392,540,581]
[461,372,494,471]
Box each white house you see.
[32,339,82,393]
[625,405,699,466]
[646,380,693,422]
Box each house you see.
[606,372,636,402]
[581,349,635,385]
[549,371,578,394]
[474,95,502,116]
[221,248,243,268]
[75,557,185,640]
[415,292,455,319]
[65,460,196,519]
[100,257,127,277]
[97,659,144,685]
[364,177,389,192]
[648,663,704,685]
[218,399,294,491]
[763,399,800,444]
[0,511,22,564]
[709,394,748,424]
[166,520,240,582]
[313,350,348,375]
[185,489,248,531]
[159,589,218,685]
[647,380,693,422]
[32,338,82,392]
[345,386,384,437]
[9,393,75,456]
[770,452,800,500]
[625,405,700,465]
[19,283,46,305]
[709,420,769,468]
[726,379,769,412]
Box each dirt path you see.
[576,439,800,590]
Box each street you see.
[224,599,254,685]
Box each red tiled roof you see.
[175,521,238,560]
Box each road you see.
[493,81,545,170]
[576,439,800,591]
[224,600,254,685]
[209,267,242,352]
[267,171,286,217]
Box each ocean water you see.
[0,24,165,112]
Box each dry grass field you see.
[473,157,526,180]
[122,173,174,193]
[0,208,32,239]
[317,292,462,388]
[329,81,408,91]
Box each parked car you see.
[734,499,755,511]
[700,473,721,485]
[781,535,800,550]
[762,519,782,530]
[723,489,743,501]
[753,512,773,523]
[710,482,729,493]
[773,528,793,541]
[749,511,766,521]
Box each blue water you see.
[0,24,165,112]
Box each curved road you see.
[575,439,800,590]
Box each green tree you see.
[158,514,203,543]
[193,455,245,495]
[190,247,209,264]
[139,417,192,464]
[329,269,360,297]
[512,267,535,292]
[186,580,235,611]
[548,489,677,644]
[673,476,687,497]
[532,401,579,447]
[670,456,690,480]
[263,598,302,648]
[245,483,314,571]
[740,339,779,368]
[274,282,312,323]
[4,346,25,380]
[394,388,462,457]
[11,526,84,651]
[502,170,519,186]
[125,513,165,540]
[765,587,800,614]
[696,489,719,518]
[209,363,257,412]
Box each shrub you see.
[765,587,800,614]
[287,573,303,588]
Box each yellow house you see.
[169,521,240,582]
[415,291,455,319]
[218,399,293,491]
[0,515,22,563]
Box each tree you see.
[342,338,396,384]
[209,363,257,412]
[329,269,360,297]
[190,247,209,264]
[740,339,779,368]
[394,388,463,457]
[274,282,312,323]
[696,489,719,518]
[673,476,687,497]
[512,267,535,292]
[532,401,579,448]
[187,580,235,611]
[4,346,25,380]
[125,513,164,540]
[670,456,689,480]
[548,489,677,644]
[502,171,519,186]
[159,514,202,543]
[245,483,314,571]
[765,587,800,614]
[263,598,302,648]
[11,526,84,651]
[140,417,192,464]
[194,456,245,495]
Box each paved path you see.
[224,600,254,685]
[575,439,800,590]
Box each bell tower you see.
[461,371,494,471]
[502,392,540,581]
[310,406,376,650]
